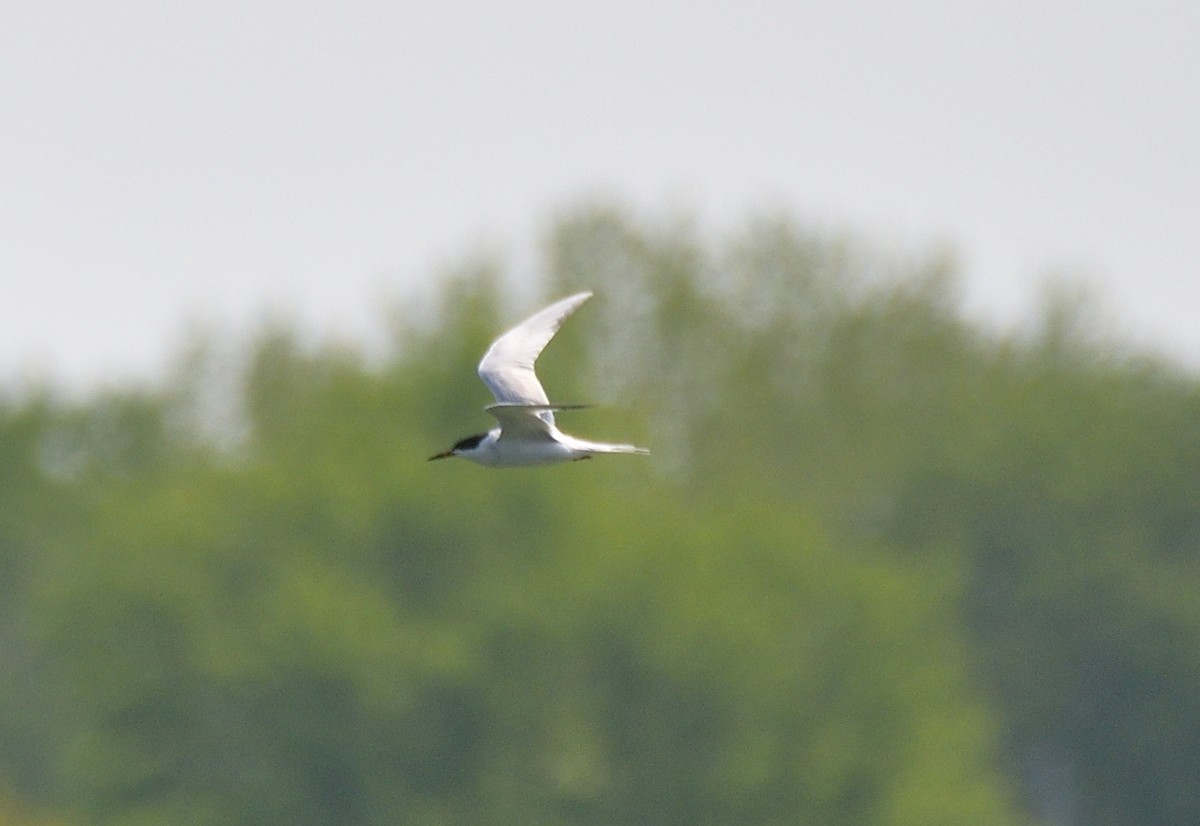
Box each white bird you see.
[429,291,649,467]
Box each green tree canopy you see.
[2,206,1197,825]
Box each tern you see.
[429,291,648,467]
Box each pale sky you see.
[3,1,1197,388]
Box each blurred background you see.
[2,3,1198,824]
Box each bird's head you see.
[428,432,488,461]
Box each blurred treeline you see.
[2,207,1198,825]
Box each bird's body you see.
[429,291,648,467]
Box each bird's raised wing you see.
[478,292,592,407]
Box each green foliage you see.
[2,207,1197,824]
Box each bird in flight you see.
[429,291,648,467]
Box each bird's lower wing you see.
[485,403,589,436]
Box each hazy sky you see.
[3,1,1197,387]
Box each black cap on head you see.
[429,432,488,461]
[453,433,487,452]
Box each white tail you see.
[575,439,650,456]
